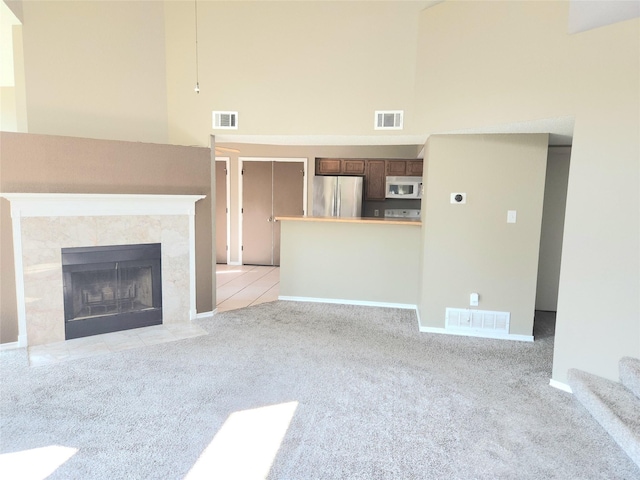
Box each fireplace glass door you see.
[68,265,153,319]
[62,244,162,339]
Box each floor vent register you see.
[445,308,510,335]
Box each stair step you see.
[620,357,640,400]
[568,368,640,469]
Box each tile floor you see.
[27,265,280,366]
[215,264,280,313]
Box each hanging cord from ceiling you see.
[194,0,200,94]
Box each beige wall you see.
[11,23,27,133]
[164,1,430,146]
[7,1,639,384]
[536,147,571,311]
[0,132,214,343]
[0,198,18,342]
[415,1,572,133]
[415,2,639,382]
[21,1,169,144]
[279,220,421,305]
[1,3,23,132]
[15,0,433,148]
[419,134,548,337]
[0,86,16,130]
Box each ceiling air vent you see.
[375,110,403,130]
[213,111,238,130]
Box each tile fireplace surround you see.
[1,193,205,347]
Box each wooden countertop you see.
[275,215,422,226]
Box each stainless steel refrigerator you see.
[312,176,363,217]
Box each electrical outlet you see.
[470,293,479,306]
[374,209,379,217]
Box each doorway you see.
[215,158,230,264]
[535,146,571,311]
[240,158,307,266]
[533,146,571,343]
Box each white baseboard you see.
[0,341,23,351]
[195,310,215,320]
[278,296,418,311]
[419,325,534,342]
[227,261,242,266]
[549,379,573,393]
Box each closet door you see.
[242,161,274,265]
[241,160,305,266]
[273,162,304,266]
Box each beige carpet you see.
[1,301,638,479]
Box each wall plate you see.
[450,192,466,204]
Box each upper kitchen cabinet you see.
[406,160,423,176]
[386,160,406,176]
[343,159,366,175]
[365,160,386,200]
[386,159,423,176]
[316,158,365,175]
[316,158,341,174]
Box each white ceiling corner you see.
[568,0,640,34]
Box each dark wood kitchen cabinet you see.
[316,158,365,175]
[316,158,342,175]
[386,159,423,177]
[406,160,423,176]
[315,158,423,203]
[386,160,407,176]
[365,160,386,200]
[342,159,366,175]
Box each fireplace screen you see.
[62,244,162,339]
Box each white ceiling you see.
[569,0,640,34]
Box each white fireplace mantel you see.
[1,193,206,347]
[2,193,204,217]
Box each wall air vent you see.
[213,111,238,130]
[445,308,510,335]
[375,110,403,130]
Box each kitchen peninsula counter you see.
[276,215,421,308]
[275,215,421,226]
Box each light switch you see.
[507,210,517,223]
[470,293,479,306]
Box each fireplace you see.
[1,192,204,347]
[62,243,163,340]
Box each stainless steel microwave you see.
[385,176,423,199]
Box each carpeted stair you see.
[620,357,640,399]
[568,357,640,469]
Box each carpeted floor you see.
[1,301,639,479]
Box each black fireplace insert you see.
[62,243,162,340]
